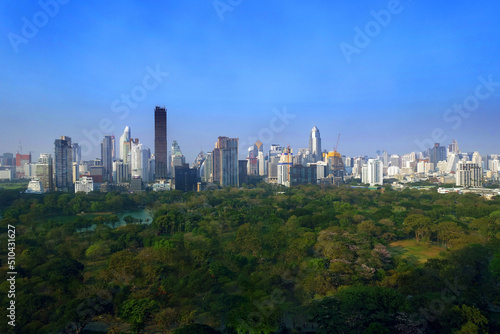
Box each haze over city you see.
[1,0,500,162]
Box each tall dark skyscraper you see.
[154,106,168,179]
[101,135,113,183]
[54,136,73,192]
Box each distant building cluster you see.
[1,109,498,194]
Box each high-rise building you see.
[202,152,213,183]
[131,141,151,182]
[390,154,401,168]
[212,137,239,187]
[362,159,383,186]
[217,137,239,187]
[72,143,81,164]
[238,160,248,185]
[456,161,482,187]
[309,126,321,161]
[170,140,186,178]
[472,152,482,167]
[15,153,31,178]
[36,153,53,192]
[101,135,113,183]
[154,106,168,179]
[247,141,261,176]
[120,126,131,162]
[174,164,198,192]
[326,151,345,186]
[381,151,390,167]
[449,139,459,154]
[2,153,14,167]
[277,147,293,187]
[54,136,73,192]
[113,160,129,184]
[445,153,460,173]
[290,164,317,186]
[428,143,447,166]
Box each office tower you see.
[315,161,328,181]
[362,159,383,186]
[36,153,53,192]
[258,151,266,176]
[290,164,317,186]
[326,151,345,186]
[472,152,482,167]
[130,176,144,192]
[309,126,321,161]
[456,161,482,187]
[269,144,283,158]
[277,147,293,187]
[174,164,197,192]
[267,155,281,183]
[101,135,113,183]
[212,136,239,187]
[449,139,459,154]
[148,156,156,182]
[381,151,390,167]
[2,153,14,166]
[220,137,239,187]
[15,152,31,178]
[193,151,206,170]
[390,154,401,168]
[490,159,500,173]
[238,160,248,185]
[154,106,168,179]
[428,143,447,165]
[72,143,81,164]
[247,141,262,176]
[120,126,131,162]
[445,153,460,173]
[202,152,213,183]
[267,145,283,182]
[131,141,151,182]
[296,148,312,166]
[387,166,400,177]
[113,160,129,184]
[54,136,73,192]
[170,140,186,178]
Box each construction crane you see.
[334,134,341,153]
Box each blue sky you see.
[1,0,499,162]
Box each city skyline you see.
[1,1,500,161]
[1,121,500,165]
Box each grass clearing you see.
[388,239,446,264]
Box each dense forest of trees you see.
[2,185,500,333]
